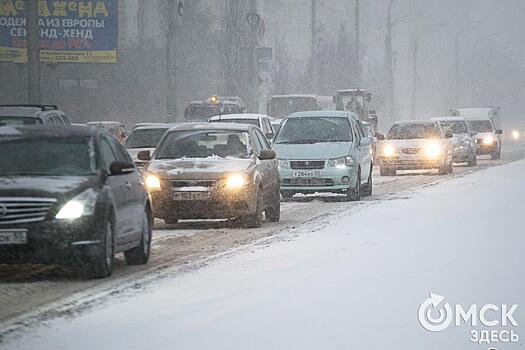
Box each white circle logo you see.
[418,293,453,332]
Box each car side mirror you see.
[495,129,503,135]
[137,150,151,161]
[360,137,372,147]
[375,133,385,140]
[445,132,454,139]
[259,149,276,160]
[265,132,274,140]
[109,161,135,176]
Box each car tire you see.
[242,191,263,228]
[265,187,281,222]
[467,156,477,167]
[380,167,395,176]
[280,190,294,199]
[361,166,373,197]
[346,170,361,202]
[86,221,114,279]
[124,210,152,265]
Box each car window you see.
[0,116,40,126]
[355,120,366,139]
[51,114,64,125]
[254,129,271,150]
[263,118,273,134]
[43,115,56,125]
[468,120,494,133]
[107,136,133,163]
[99,137,119,170]
[59,114,71,126]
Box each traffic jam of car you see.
[0,99,520,279]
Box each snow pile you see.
[6,160,525,350]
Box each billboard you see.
[0,0,117,63]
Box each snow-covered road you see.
[4,157,524,349]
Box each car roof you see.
[0,125,95,138]
[394,120,438,125]
[285,111,353,118]
[86,121,124,126]
[132,124,173,131]
[271,94,316,99]
[0,106,50,118]
[209,114,266,120]
[168,122,254,132]
[431,116,465,122]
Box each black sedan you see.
[0,126,152,278]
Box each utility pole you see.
[26,0,41,104]
[354,0,361,85]
[166,0,177,121]
[248,0,258,113]
[385,0,396,120]
[310,0,317,93]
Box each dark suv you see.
[0,126,152,278]
[0,104,71,126]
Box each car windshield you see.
[125,128,168,148]
[274,117,353,144]
[211,118,260,127]
[468,120,494,133]
[0,116,40,126]
[437,120,469,134]
[0,136,97,176]
[156,130,252,159]
[388,123,442,140]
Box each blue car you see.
[272,111,373,201]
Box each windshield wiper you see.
[275,139,320,144]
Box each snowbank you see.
[6,160,525,350]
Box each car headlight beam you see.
[382,144,395,157]
[424,142,443,159]
[483,136,494,145]
[225,174,247,189]
[56,188,98,219]
[145,174,161,191]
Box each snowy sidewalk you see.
[7,160,525,350]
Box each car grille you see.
[402,148,421,155]
[171,180,217,189]
[0,197,57,225]
[290,160,325,170]
[282,178,335,187]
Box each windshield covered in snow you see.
[388,123,442,140]
[274,117,353,144]
[468,120,494,133]
[0,116,40,126]
[124,128,168,149]
[156,130,252,159]
[437,120,469,134]
[0,137,96,176]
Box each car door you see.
[107,136,145,240]
[106,136,144,243]
[98,135,134,246]
[253,129,279,205]
[353,118,372,183]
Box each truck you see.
[449,107,501,130]
[267,94,320,119]
[184,96,245,122]
[334,88,378,133]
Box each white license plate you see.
[292,170,322,178]
[173,192,211,201]
[0,230,27,245]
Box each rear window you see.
[388,123,442,140]
[0,116,40,126]
[125,128,168,149]
[211,118,260,127]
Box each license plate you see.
[173,192,211,201]
[0,230,27,245]
[292,170,322,178]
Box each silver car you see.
[431,117,477,167]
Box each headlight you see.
[225,174,247,189]
[56,188,98,219]
[382,144,395,157]
[145,174,161,191]
[483,136,494,145]
[277,159,289,169]
[512,130,520,140]
[327,156,353,168]
[424,142,443,158]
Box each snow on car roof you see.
[133,123,173,130]
[394,120,437,125]
[209,114,266,120]
[431,116,465,121]
[168,122,253,132]
[285,111,352,118]
[86,121,124,126]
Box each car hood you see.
[147,157,255,180]
[0,176,99,201]
[272,142,352,160]
[474,132,495,141]
[451,134,472,146]
[126,148,155,162]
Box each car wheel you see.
[380,167,395,176]
[265,187,281,222]
[280,190,294,199]
[124,210,152,265]
[467,156,477,167]
[346,170,361,202]
[361,166,373,197]
[242,191,263,228]
[87,221,114,279]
